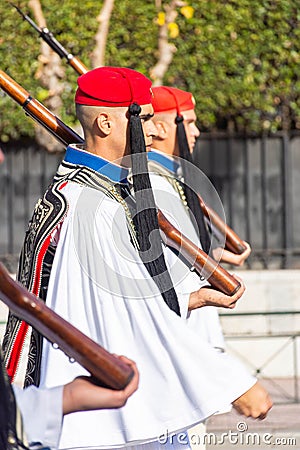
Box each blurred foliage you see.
[0,0,299,142]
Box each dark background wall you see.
[193,132,299,269]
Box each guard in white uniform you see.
[2,68,272,450]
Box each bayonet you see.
[9,2,88,75]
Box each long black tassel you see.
[175,115,211,254]
[129,103,180,315]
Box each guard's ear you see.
[154,120,169,140]
[96,113,112,136]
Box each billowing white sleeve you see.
[13,384,63,449]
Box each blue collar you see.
[65,145,129,183]
[147,149,180,175]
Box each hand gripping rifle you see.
[0,263,133,389]
[0,69,240,296]
[10,3,247,256]
[9,2,88,76]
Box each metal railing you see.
[220,310,300,404]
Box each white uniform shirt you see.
[13,384,63,449]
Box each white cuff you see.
[13,384,64,449]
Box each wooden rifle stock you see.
[67,56,89,75]
[0,70,240,296]
[158,211,241,296]
[198,195,247,255]
[0,70,83,147]
[0,263,133,389]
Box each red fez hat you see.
[75,66,153,107]
[152,86,195,114]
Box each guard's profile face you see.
[181,109,200,153]
[139,104,157,150]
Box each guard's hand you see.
[188,274,245,310]
[212,241,251,266]
[63,355,139,415]
[232,381,273,419]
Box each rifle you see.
[198,196,247,255]
[0,70,83,147]
[10,2,88,76]
[10,4,247,255]
[0,69,240,296]
[0,263,133,389]
[158,211,240,295]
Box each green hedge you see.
[0,0,299,141]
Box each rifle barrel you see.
[10,2,88,75]
[9,2,41,33]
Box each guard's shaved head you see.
[76,104,127,138]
